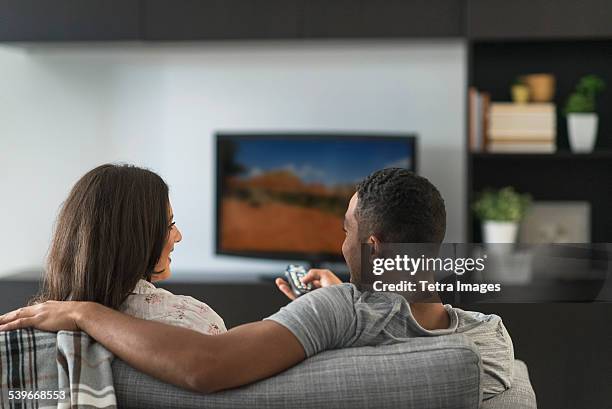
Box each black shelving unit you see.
[466,38,612,243]
[465,0,612,246]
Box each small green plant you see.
[564,74,605,114]
[473,187,531,222]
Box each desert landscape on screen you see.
[221,170,351,254]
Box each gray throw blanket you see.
[1,328,116,409]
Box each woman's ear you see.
[150,271,165,283]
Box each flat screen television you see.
[216,133,417,263]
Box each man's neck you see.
[409,302,450,331]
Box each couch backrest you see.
[1,329,535,408]
[113,334,483,409]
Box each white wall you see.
[0,40,466,279]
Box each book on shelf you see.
[485,101,556,153]
[468,92,557,153]
[487,141,556,153]
[489,130,555,140]
[468,87,490,152]
[488,102,556,142]
[468,87,478,151]
[489,102,555,114]
[482,93,491,150]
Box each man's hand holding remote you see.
[275,269,343,300]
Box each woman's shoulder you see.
[119,280,227,334]
[131,279,174,296]
[122,280,217,316]
[125,280,212,305]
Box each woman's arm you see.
[0,301,305,393]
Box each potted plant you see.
[473,187,531,244]
[564,74,605,153]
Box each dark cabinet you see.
[143,0,465,41]
[0,0,140,41]
[301,0,465,38]
[142,0,300,40]
[0,0,466,42]
[3,0,612,42]
[467,0,612,40]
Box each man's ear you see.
[368,235,383,259]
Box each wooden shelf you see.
[470,151,612,160]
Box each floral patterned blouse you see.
[120,280,227,335]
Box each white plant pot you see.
[568,113,598,153]
[482,221,519,244]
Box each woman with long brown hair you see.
[34,163,226,335]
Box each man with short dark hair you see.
[274,169,514,398]
[0,168,513,398]
[339,167,447,288]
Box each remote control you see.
[284,264,313,297]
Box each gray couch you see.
[113,334,536,408]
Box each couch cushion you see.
[113,334,482,409]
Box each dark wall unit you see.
[0,0,467,42]
[466,37,612,243]
[0,0,140,41]
[300,0,465,39]
[467,0,612,40]
[142,0,300,40]
[4,0,612,42]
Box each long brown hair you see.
[34,164,170,309]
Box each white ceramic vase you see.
[567,113,598,153]
[482,221,519,244]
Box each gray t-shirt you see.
[265,283,514,398]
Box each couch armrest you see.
[481,360,537,409]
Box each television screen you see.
[216,133,417,261]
